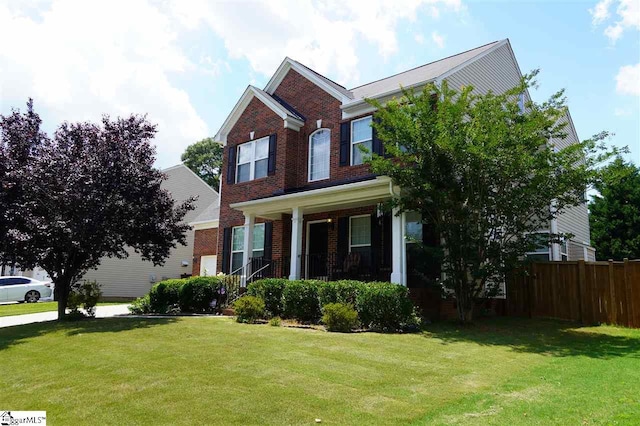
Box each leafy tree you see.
[181,137,223,189]
[368,72,618,323]
[0,101,195,318]
[590,157,640,260]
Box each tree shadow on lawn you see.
[423,317,640,360]
[0,317,177,352]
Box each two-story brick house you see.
[205,39,595,289]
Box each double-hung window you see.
[405,212,423,243]
[351,116,372,166]
[230,224,266,272]
[525,232,551,261]
[236,137,269,183]
[308,129,330,181]
[349,215,371,255]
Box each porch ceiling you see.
[230,176,396,220]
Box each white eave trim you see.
[214,85,304,145]
[230,176,396,220]
[190,219,219,230]
[264,58,352,103]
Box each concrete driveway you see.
[0,304,131,328]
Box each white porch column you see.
[289,207,304,280]
[242,213,255,286]
[390,208,406,286]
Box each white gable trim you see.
[264,57,351,103]
[214,86,304,145]
[434,39,509,84]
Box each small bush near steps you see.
[233,295,265,323]
[322,303,359,332]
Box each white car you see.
[0,276,53,303]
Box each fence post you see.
[624,258,636,328]
[608,259,618,324]
[528,263,536,318]
[577,260,586,324]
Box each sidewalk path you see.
[0,304,131,328]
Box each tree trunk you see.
[55,280,70,320]
[455,287,474,324]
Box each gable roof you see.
[348,40,505,101]
[214,85,305,144]
[264,57,353,102]
[190,201,220,226]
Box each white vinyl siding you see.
[309,129,330,181]
[236,137,269,183]
[351,116,372,166]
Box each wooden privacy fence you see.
[506,259,640,328]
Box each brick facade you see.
[217,69,377,272]
[192,228,218,276]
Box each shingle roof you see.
[349,40,503,100]
[250,86,305,121]
[290,59,355,99]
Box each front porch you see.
[227,176,439,287]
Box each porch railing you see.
[304,250,391,282]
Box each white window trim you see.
[236,136,269,183]
[308,128,330,182]
[350,116,373,166]
[349,214,371,252]
[230,224,266,270]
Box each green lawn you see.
[0,301,126,317]
[0,317,639,425]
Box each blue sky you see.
[1,0,638,168]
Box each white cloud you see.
[616,63,640,96]
[414,33,426,44]
[170,0,464,85]
[590,0,614,25]
[0,0,208,167]
[431,31,445,48]
[590,0,640,42]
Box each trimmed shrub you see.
[247,278,288,317]
[233,295,265,323]
[269,316,282,327]
[322,303,359,332]
[179,276,222,313]
[129,294,152,315]
[149,279,184,313]
[356,282,416,331]
[282,280,322,323]
[318,280,364,306]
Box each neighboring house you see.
[198,39,594,289]
[190,202,220,277]
[79,164,219,299]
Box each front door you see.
[307,222,328,279]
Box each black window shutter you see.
[339,121,350,166]
[372,116,384,157]
[263,222,273,261]
[370,213,381,269]
[337,217,349,254]
[268,134,277,175]
[382,213,392,267]
[221,227,232,274]
[226,146,236,184]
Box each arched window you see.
[308,129,330,181]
